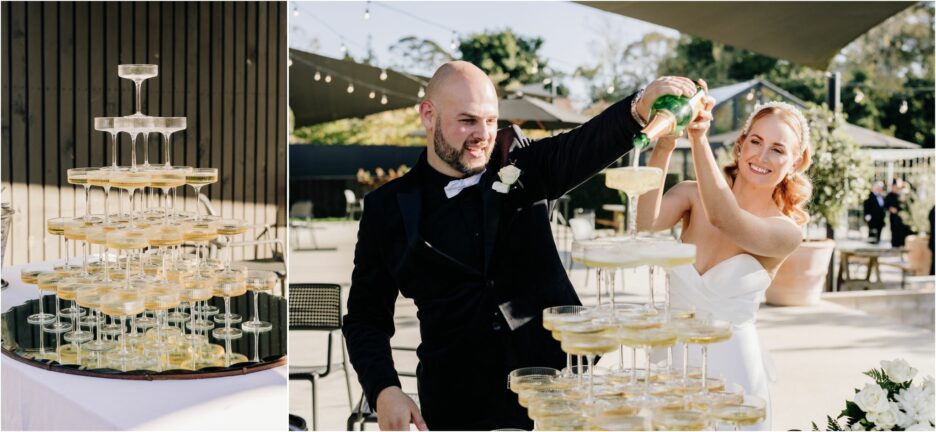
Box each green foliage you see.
[805,105,874,228]
[292,108,424,146]
[458,29,551,92]
[905,168,935,234]
[388,36,454,74]
[865,368,913,395]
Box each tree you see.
[578,18,676,103]
[387,36,454,76]
[457,29,551,91]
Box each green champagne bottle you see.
[633,85,706,149]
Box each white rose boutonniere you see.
[492,164,522,194]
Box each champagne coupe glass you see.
[181,272,215,363]
[676,315,732,391]
[101,290,146,370]
[212,277,248,367]
[117,64,158,118]
[110,170,150,224]
[114,116,157,171]
[166,260,195,328]
[149,167,188,219]
[106,227,150,291]
[77,284,116,355]
[217,219,247,271]
[25,269,55,326]
[87,169,118,224]
[39,274,75,362]
[584,241,640,313]
[607,308,663,388]
[711,394,766,431]
[67,168,98,221]
[213,265,247,325]
[508,367,561,395]
[94,117,120,170]
[159,117,187,168]
[48,217,82,275]
[242,270,276,340]
[59,282,96,364]
[185,168,218,221]
[63,218,94,278]
[605,166,664,239]
[142,285,181,371]
[543,305,590,378]
[528,398,586,431]
[184,220,219,272]
[558,318,617,403]
[585,398,652,431]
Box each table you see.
[834,240,905,291]
[1,262,288,431]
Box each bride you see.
[637,79,812,430]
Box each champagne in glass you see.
[543,305,590,377]
[185,168,218,221]
[605,166,665,239]
[710,394,767,430]
[100,290,146,370]
[558,319,617,402]
[110,171,150,223]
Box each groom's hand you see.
[376,386,428,431]
[636,76,699,121]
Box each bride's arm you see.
[636,136,693,232]
[688,97,802,259]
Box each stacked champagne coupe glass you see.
[19,64,276,372]
[515,120,765,430]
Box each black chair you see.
[346,347,420,431]
[289,414,308,431]
[288,283,353,431]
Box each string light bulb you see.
[347,82,355,94]
[379,69,388,81]
[450,31,458,51]
[854,89,865,103]
[417,87,425,98]
[292,6,299,16]
[606,85,615,95]
[314,71,321,81]
[364,1,370,20]
[340,42,347,54]
[287,58,293,67]
[746,90,755,101]
[380,94,388,105]
[368,91,376,99]
[899,99,908,114]
[324,74,332,83]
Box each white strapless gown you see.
[669,253,774,430]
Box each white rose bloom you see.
[882,359,918,383]
[856,383,892,413]
[849,421,868,431]
[498,165,521,185]
[869,408,898,430]
[905,423,935,431]
[491,181,510,194]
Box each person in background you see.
[863,181,886,244]
[885,179,910,248]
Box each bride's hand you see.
[687,79,717,144]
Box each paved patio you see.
[288,221,935,431]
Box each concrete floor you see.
[287,221,935,431]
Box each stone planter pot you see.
[766,239,836,306]
[906,234,932,276]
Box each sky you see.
[289,1,680,104]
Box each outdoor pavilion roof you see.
[578,1,915,70]
[498,95,590,130]
[289,48,429,128]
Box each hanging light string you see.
[291,54,423,103]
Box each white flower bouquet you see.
[814,359,934,431]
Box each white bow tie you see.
[443,170,486,199]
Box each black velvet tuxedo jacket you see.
[343,94,643,430]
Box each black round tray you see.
[1,292,287,380]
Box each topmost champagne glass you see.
[117,64,158,117]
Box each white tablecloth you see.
[1,262,288,431]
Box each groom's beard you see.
[433,119,490,176]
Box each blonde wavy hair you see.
[722,103,813,226]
